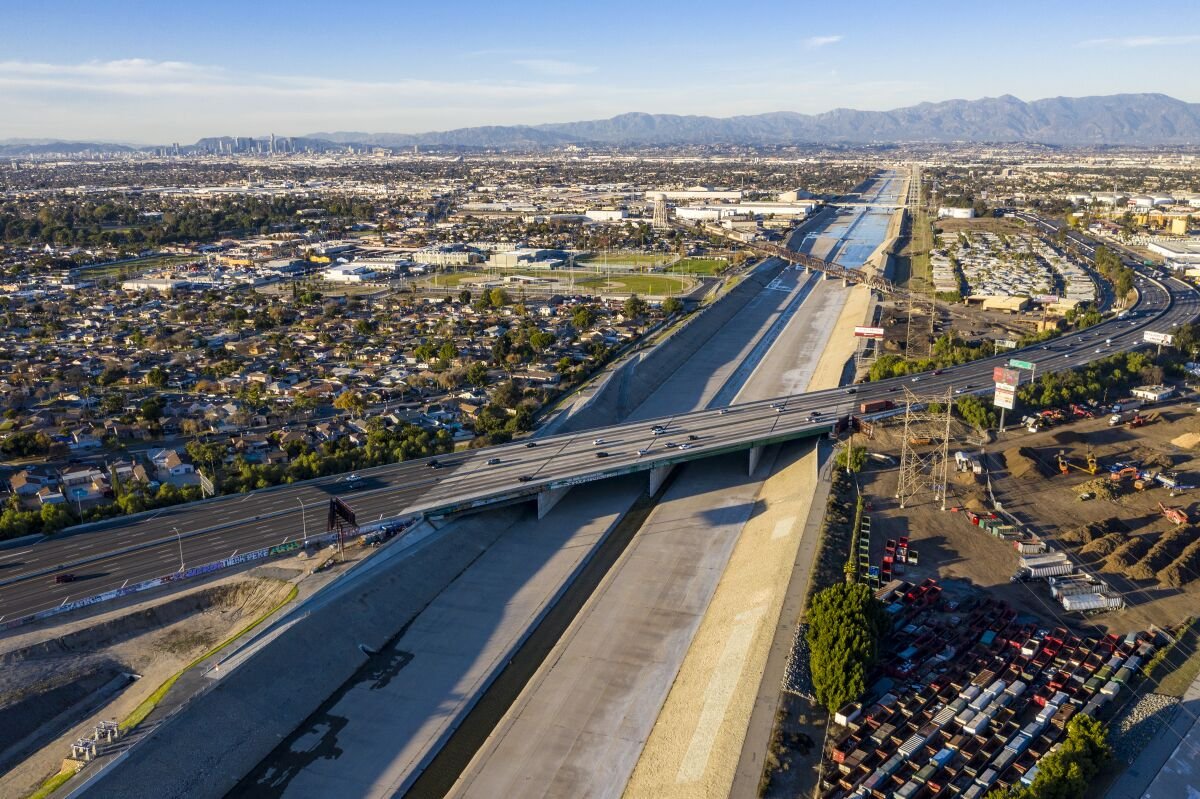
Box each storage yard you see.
[763,389,1200,798]
[820,590,1155,798]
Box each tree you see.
[488,287,510,307]
[529,331,555,353]
[662,296,683,316]
[572,305,595,331]
[438,340,458,362]
[333,389,365,418]
[466,361,490,388]
[624,294,648,320]
[834,444,867,472]
[145,366,168,388]
[39,502,72,533]
[492,380,521,409]
[806,583,886,713]
[458,289,472,305]
[138,396,164,422]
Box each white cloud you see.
[512,58,596,77]
[803,35,843,48]
[1076,34,1200,48]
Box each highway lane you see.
[1,251,1196,622]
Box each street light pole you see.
[298,497,308,546]
[173,527,184,572]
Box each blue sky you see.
[3,0,1199,143]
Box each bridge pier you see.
[748,446,764,476]
[537,485,570,519]
[648,464,673,495]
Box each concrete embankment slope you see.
[80,478,643,799]
[621,273,874,799]
[555,258,790,432]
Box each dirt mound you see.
[1171,432,1200,449]
[1133,447,1173,470]
[1080,533,1124,558]
[1004,446,1054,479]
[1078,477,1118,501]
[1160,539,1200,588]
[1128,528,1193,581]
[1062,519,1117,545]
[1104,536,1153,573]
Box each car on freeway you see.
[1095,348,1102,353]
[487,458,501,465]
[637,448,650,456]
[428,459,441,469]
[679,443,693,450]
[811,410,822,417]
[595,451,609,458]
[932,369,944,375]
[846,387,857,394]
[911,376,921,382]
[54,573,77,584]
[346,473,362,483]
[1064,353,1071,358]
[518,475,534,482]
[525,441,537,448]
[665,441,678,448]
[718,408,730,415]
[593,438,605,446]
[776,406,786,413]
[954,388,965,395]
[888,386,899,392]
[687,434,699,441]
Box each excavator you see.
[1057,447,1099,476]
[1159,502,1190,526]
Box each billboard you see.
[1009,358,1035,371]
[854,326,886,339]
[994,386,1016,410]
[1036,294,1061,304]
[1144,331,1174,346]
[995,339,1018,350]
[993,367,1020,388]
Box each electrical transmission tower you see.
[895,387,953,510]
[652,193,669,230]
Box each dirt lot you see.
[856,398,1200,637]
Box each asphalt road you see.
[1,253,1196,623]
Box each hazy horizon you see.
[3,0,1199,142]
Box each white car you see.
[679,443,693,450]
[346,473,362,483]
[637,448,650,456]
[593,438,605,446]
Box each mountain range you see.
[308,94,1200,148]
[5,93,1200,155]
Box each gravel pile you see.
[1110,692,1180,762]
[783,623,814,698]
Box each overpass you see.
[0,240,1197,623]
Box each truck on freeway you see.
[860,399,896,414]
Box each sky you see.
[3,0,1200,144]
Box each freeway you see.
[1,246,1197,623]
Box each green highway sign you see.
[1009,359,1034,371]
